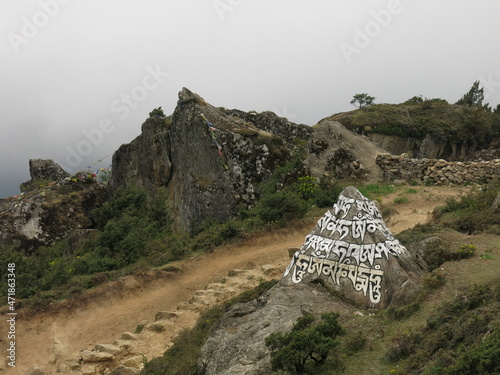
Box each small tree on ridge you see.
[351,93,375,109]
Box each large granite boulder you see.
[282,186,426,308]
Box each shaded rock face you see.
[0,181,106,254]
[305,121,385,183]
[20,159,69,191]
[282,186,426,309]
[110,117,172,192]
[199,283,349,375]
[110,88,305,232]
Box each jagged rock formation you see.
[219,108,314,146]
[305,121,385,182]
[0,179,106,253]
[282,186,426,308]
[198,187,426,374]
[20,159,70,191]
[110,88,312,231]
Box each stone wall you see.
[376,153,500,185]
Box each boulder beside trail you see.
[282,186,427,309]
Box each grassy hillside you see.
[327,100,500,148]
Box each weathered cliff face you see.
[110,117,172,192]
[367,133,479,160]
[110,88,308,232]
[220,108,314,146]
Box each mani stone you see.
[281,186,426,309]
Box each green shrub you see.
[451,244,476,260]
[314,178,343,208]
[384,330,419,362]
[342,331,367,354]
[423,270,446,289]
[434,181,500,234]
[386,302,420,321]
[254,191,309,225]
[265,312,344,374]
[446,326,500,374]
[149,107,165,117]
[393,196,409,204]
[296,176,319,200]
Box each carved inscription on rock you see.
[283,189,407,304]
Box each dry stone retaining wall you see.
[376,153,500,185]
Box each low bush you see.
[265,312,344,374]
[393,196,409,204]
[434,180,500,234]
[254,191,309,225]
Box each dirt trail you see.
[5,228,308,374]
[2,185,468,374]
[382,185,468,233]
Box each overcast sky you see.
[1,0,499,198]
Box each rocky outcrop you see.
[110,88,306,232]
[220,108,314,146]
[377,153,500,185]
[0,179,106,253]
[464,147,500,161]
[366,133,478,160]
[199,283,349,375]
[20,159,69,191]
[305,121,385,182]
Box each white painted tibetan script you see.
[283,190,407,304]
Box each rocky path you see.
[4,228,308,375]
[3,185,467,374]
